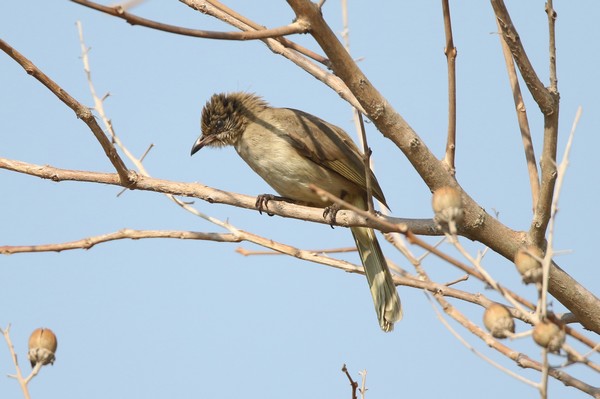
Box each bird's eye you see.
[214,119,225,131]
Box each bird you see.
[190,92,402,331]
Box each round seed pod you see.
[27,328,58,368]
[432,186,463,224]
[514,246,543,284]
[483,303,515,339]
[532,320,565,353]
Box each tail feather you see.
[351,226,403,332]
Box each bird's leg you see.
[255,194,296,216]
[322,203,342,229]
[322,189,350,228]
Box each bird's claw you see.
[323,203,341,229]
[255,194,276,216]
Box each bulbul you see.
[191,92,402,331]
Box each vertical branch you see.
[496,20,540,209]
[530,97,559,247]
[546,0,558,92]
[340,0,349,45]
[356,113,375,213]
[441,0,457,174]
[540,349,549,399]
[491,0,560,247]
[340,0,374,213]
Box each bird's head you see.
[191,92,267,155]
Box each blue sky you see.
[1,1,599,398]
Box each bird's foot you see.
[255,194,293,216]
[323,203,342,229]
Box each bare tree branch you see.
[546,0,558,92]
[490,0,560,249]
[1,325,42,399]
[177,0,364,112]
[490,0,557,115]
[496,19,540,209]
[2,3,599,395]
[71,0,310,41]
[441,0,457,174]
[0,38,134,186]
[0,229,240,254]
[202,0,329,65]
[0,157,439,236]
[284,0,600,334]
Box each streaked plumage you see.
[191,92,402,331]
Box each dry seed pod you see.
[432,186,463,224]
[28,328,57,368]
[483,303,515,338]
[514,246,543,284]
[532,320,565,353]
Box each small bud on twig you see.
[27,328,57,368]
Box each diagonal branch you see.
[285,0,600,335]
[180,0,364,112]
[0,38,133,186]
[71,0,309,41]
[496,20,540,209]
[490,0,557,116]
[203,0,328,66]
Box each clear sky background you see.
[1,1,599,398]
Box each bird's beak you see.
[190,136,210,156]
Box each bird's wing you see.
[265,107,388,207]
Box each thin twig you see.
[496,19,540,209]
[309,183,538,313]
[425,294,539,388]
[182,0,365,113]
[357,111,375,213]
[541,107,581,317]
[236,246,356,256]
[450,236,534,323]
[441,0,457,174]
[546,0,558,92]
[490,0,556,115]
[358,369,367,399]
[203,0,329,65]
[540,348,549,399]
[341,364,358,399]
[536,107,581,398]
[0,229,240,254]
[491,0,560,248]
[395,228,588,396]
[0,38,133,185]
[1,325,33,399]
[339,0,375,214]
[72,0,309,40]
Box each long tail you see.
[351,225,403,332]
